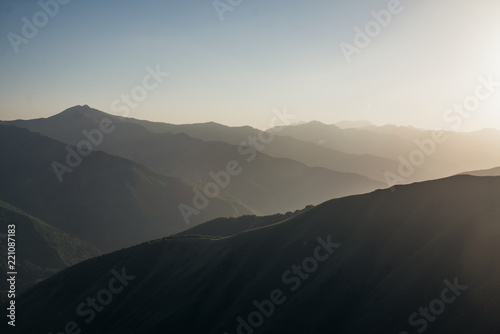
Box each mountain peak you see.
[62,104,92,112]
[51,105,110,121]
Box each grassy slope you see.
[0,200,101,300]
[175,205,314,237]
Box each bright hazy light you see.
[0,0,499,131]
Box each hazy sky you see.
[1,0,500,130]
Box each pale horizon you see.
[1,0,500,131]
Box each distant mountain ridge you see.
[271,121,500,182]
[4,106,384,215]
[122,116,401,183]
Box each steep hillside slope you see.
[7,175,500,334]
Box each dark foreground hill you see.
[5,174,500,334]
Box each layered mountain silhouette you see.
[3,106,500,334]
[5,174,500,334]
[271,121,500,181]
[4,106,384,215]
[122,117,400,183]
[119,113,500,185]
[0,124,253,252]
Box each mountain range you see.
[4,173,500,333]
[2,105,500,333]
[3,106,384,216]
